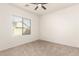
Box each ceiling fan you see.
[25,3,48,10]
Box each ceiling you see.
[12,3,77,15]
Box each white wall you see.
[40,4,79,47]
[0,4,39,51]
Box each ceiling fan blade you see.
[25,4,30,6]
[34,6,38,10]
[30,3,38,5]
[42,5,46,10]
[30,3,48,5]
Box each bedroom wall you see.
[40,4,79,47]
[0,4,39,51]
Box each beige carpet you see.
[0,40,79,56]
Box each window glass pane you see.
[22,18,31,35]
[12,16,22,36]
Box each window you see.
[12,15,31,36]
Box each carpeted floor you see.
[0,40,79,56]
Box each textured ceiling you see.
[12,3,77,15]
